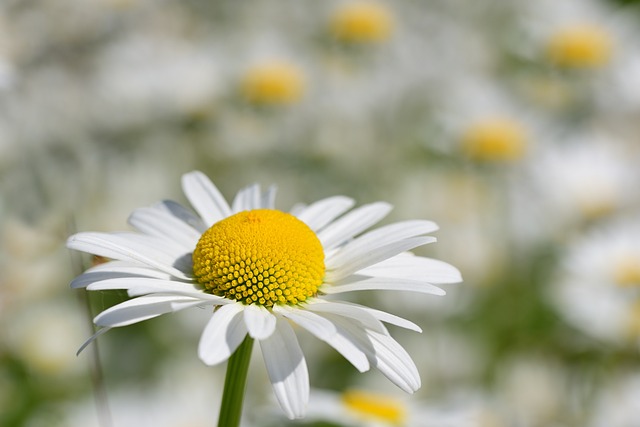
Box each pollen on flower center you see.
[192,209,325,307]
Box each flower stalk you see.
[217,335,255,427]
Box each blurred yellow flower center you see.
[330,1,393,44]
[240,61,305,106]
[614,255,640,288]
[192,210,324,307]
[342,390,406,425]
[546,24,612,69]
[624,299,640,340]
[461,117,527,162]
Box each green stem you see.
[217,335,255,427]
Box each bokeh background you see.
[2,0,640,426]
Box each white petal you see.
[94,295,203,327]
[354,305,422,332]
[181,171,232,226]
[317,202,392,250]
[70,263,171,288]
[326,236,437,282]
[261,185,277,209]
[152,200,209,233]
[77,327,111,355]
[332,317,420,393]
[67,232,191,279]
[323,277,446,296]
[198,304,247,366]
[358,254,463,284]
[326,220,437,267]
[274,306,370,373]
[294,196,355,231]
[84,278,218,300]
[232,184,261,212]
[244,304,277,340]
[128,206,201,250]
[260,317,309,419]
[306,301,386,333]
[366,330,421,393]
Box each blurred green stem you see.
[69,218,113,427]
[217,336,254,427]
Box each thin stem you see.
[217,335,255,427]
[78,289,113,427]
[68,218,112,427]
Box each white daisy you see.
[67,170,461,419]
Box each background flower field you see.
[2,0,640,426]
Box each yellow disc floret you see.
[192,209,325,307]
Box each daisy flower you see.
[67,171,461,420]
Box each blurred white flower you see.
[551,217,640,345]
[496,355,568,426]
[4,301,86,377]
[590,372,640,427]
[61,356,230,427]
[529,134,637,232]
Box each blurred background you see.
[2,0,640,426]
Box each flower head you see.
[460,116,527,163]
[546,23,612,69]
[68,171,461,419]
[330,1,393,45]
[240,60,305,106]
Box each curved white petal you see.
[232,184,261,212]
[67,232,191,279]
[332,317,421,393]
[353,304,422,333]
[152,200,208,233]
[274,305,370,373]
[77,327,111,355]
[71,264,172,288]
[128,206,201,250]
[261,185,277,209]
[309,300,422,332]
[326,236,437,282]
[326,220,438,267]
[84,278,219,301]
[306,301,386,333]
[323,277,446,296]
[317,202,392,250]
[198,304,247,366]
[260,317,309,419]
[358,254,463,284]
[294,196,355,232]
[181,171,231,226]
[94,295,204,327]
[366,330,421,393]
[244,304,277,340]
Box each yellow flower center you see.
[342,390,406,425]
[192,210,324,307]
[330,1,393,44]
[461,117,527,162]
[240,61,305,106]
[614,255,640,288]
[546,24,612,69]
